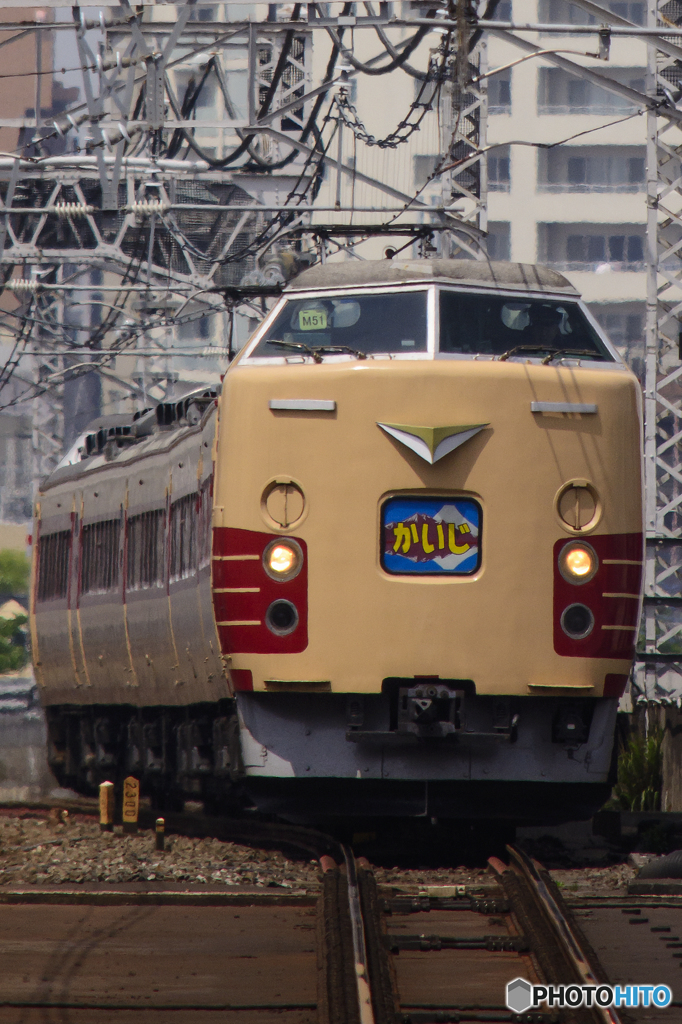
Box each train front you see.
[212,260,643,823]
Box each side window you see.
[36,530,71,602]
[198,476,213,569]
[127,510,165,590]
[170,493,198,581]
[81,519,121,594]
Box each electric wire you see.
[324,19,431,77]
[0,5,464,404]
[333,60,443,149]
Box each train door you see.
[196,465,225,698]
[32,495,76,696]
[124,458,177,702]
[67,497,90,691]
[167,438,210,701]
[77,474,129,703]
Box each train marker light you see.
[559,541,597,584]
[266,599,299,636]
[263,538,303,581]
[561,603,595,640]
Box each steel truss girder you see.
[489,0,682,705]
[634,0,682,704]
[0,4,486,500]
[0,172,263,291]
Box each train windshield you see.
[439,291,613,361]
[250,290,428,359]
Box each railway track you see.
[0,807,679,1023]
[321,845,622,1024]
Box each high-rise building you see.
[486,0,647,377]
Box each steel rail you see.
[342,844,376,1024]
[506,846,622,1024]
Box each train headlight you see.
[263,538,303,581]
[558,541,597,584]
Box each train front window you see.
[251,290,428,359]
[439,291,613,361]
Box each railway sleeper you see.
[383,896,510,915]
[386,933,529,953]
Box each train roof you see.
[286,259,578,295]
[41,384,219,491]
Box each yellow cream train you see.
[31,260,644,822]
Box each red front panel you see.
[212,527,308,654]
[553,532,643,659]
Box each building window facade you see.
[488,222,511,261]
[539,223,645,271]
[0,414,33,523]
[488,70,511,114]
[538,146,645,192]
[592,302,645,381]
[538,67,644,115]
[538,0,645,24]
[488,147,511,191]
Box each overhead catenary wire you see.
[333,55,444,150]
[0,188,153,398]
[0,3,471,408]
[0,9,444,409]
[324,19,432,77]
[12,11,439,171]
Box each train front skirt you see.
[236,692,618,822]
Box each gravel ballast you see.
[0,809,639,896]
[0,811,321,890]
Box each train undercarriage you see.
[44,693,619,826]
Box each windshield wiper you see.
[315,344,367,360]
[268,340,367,361]
[541,348,603,364]
[497,345,555,362]
[269,340,323,362]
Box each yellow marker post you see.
[99,781,115,831]
[122,776,140,833]
[155,817,165,852]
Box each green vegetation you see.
[609,728,663,812]
[0,549,30,673]
[0,550,29,598]
[0,612,28,674]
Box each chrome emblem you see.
[377,422,488,465]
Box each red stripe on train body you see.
[553,532,643,659]
[212,526,308,655]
